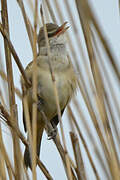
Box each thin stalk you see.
[31,0,38,178]
[0,124,6,180]
[1,1,21,178]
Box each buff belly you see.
[37,70,72,119]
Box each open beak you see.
[49,22,70,37]
[54,22,70,37]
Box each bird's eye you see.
[48,32,53,38]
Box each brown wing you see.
[21,81,27,132]
[21,60,33,132]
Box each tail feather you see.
[24,126,44,168]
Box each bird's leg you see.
[48,109,65,140]
[47,114,60,140]
[37,96,58,140]
[47,120,58,140]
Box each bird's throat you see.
[39,43,67,57]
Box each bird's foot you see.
[47,126,58,140]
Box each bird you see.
[21,22,77,168]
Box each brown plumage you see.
[21,23,77,168]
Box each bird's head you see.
[37,22,69,55]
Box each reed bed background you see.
[0,0,119,179]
